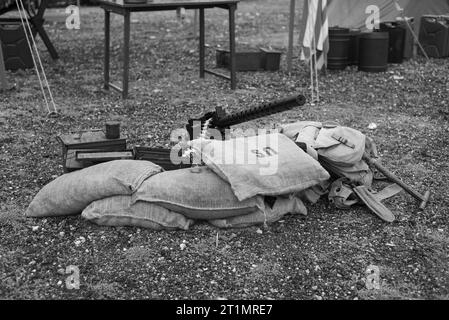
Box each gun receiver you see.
[186,94,306,139]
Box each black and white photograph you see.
[0,0,448,305]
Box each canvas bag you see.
[189,133,330,201]
[282,121,402,222]
[132,166,264,220]
[26,160,162,217]
[82,195,194,231]
[281,121,372,186]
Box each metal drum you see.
[380,22,406,63]
[358,32,389,73]
[348,29,362,66]
[327,27,350,70]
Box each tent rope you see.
[393,0,429,61]
[15,0,58,116]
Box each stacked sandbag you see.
[82,196,194,231]
[26,134,332,230]
[25,160,163,217]
[132,166,265,220]
[131,165,313,229]
[209,194,308,229]
[189,133,330,201]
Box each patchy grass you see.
[0,0,448,299]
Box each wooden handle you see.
[419,191,431,210]
[363,154,430,209]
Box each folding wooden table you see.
[0,0,58,60]
[98,0,239,99]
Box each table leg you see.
[229,5,236,90]
[123,11,131,99]
[199,8,205,78]
[104,10,110,90]
[31,17,59,60]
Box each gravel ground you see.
[0,1,448,299]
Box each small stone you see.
[57,280,62,286]
[256,228,263,234]
[59,232,65,237]
[313,295,322,300]
[180,243,186,250]
[368,123,377,130]
[31,226,39,232]
[312,286,318,290]
[57,268,65,275]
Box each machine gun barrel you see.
[213,94,306,128]
[186,94,306,140]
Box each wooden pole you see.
[286,0,296,74]
[0,39,7,91]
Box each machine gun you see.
[186,94,306,140]
[135,94,307,170]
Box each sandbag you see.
[82,196,194,231]
[189,133,330,201]
[26,160,162,217]
[132,166,264,220]
[209,195,307,229]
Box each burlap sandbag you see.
[82,196,194,231]
[132,166,264,220]
[26,160,162,217]
[208,195,307,229]
[190,133,330,201]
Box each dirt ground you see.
[0,0,448,299]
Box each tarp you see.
[327,0,449,31]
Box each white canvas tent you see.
[287,0,449,72]
[327,0,449,31]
